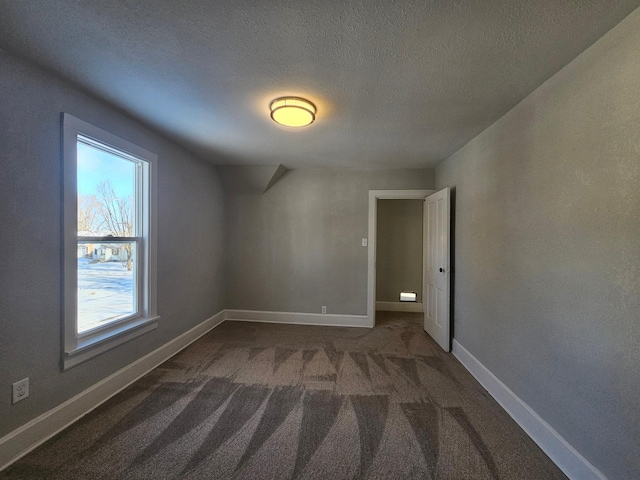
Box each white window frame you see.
[62,113,158,370]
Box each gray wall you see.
[0,48,226,437]
[224,168,434,315]
[436,8,640,479]
[376,200,423,303]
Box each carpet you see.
[1,312,567,479]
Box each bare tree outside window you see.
[77,180,135,270]
[96,180,134,270]
[78,194,100,233]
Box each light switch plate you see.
[362,238,368,247]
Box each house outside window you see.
[62,113,158,369]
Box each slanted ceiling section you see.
[216,165,289,194]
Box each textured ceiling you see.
[1,1,639,168]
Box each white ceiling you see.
[1,1,639,168]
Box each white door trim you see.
[367,189,435,326]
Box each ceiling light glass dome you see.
[269,97,316,127]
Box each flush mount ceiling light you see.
[269,96,316,127]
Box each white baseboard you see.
[225,309,372,328]
[0,310,226,472]
[375,301,423,313]
[451,339,606,480]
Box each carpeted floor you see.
[1,312,567,479]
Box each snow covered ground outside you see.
[77,258,134,333]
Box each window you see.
[63,114,158,369]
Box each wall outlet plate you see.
[362,238,368,247]
[322,306,327,314]
[12,377,29,404]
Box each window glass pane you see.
[77,140,137,237]
[77,241,137,334]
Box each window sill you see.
[63,316,159,370]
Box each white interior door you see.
[423,188,450,351]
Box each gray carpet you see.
[1,312,567,479]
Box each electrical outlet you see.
[322,306,327,314]
[12,377,29,404]
[362,238,368,247]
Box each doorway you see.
[375,199,424,314]
[366,190,433,326]
[367,188,451,351]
